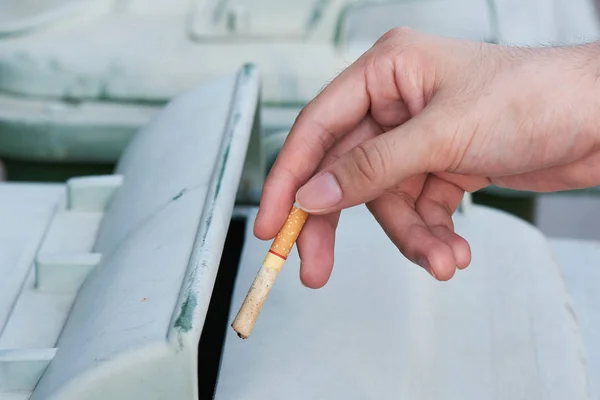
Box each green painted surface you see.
[174,294,198,333]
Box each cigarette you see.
[232,204,308,339]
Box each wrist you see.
[581,43,600,145]
[553,42,600,145]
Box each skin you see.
[254,28,600,287]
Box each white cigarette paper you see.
[232,205,308,339]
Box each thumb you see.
[295,110,449,213]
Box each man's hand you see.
[254,28,600,287]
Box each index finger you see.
[254,57,372,239]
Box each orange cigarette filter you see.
[232,205,308,339]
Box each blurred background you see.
[1,0,600,240]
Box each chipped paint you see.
[174,294,197,332]
[171,66,257,338]
[201,110,239,243]
[172,188,187,200]
[213,143,231,203]
[242,63,253,77]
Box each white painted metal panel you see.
[217,205,591,399]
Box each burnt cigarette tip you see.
[232,323,249,339]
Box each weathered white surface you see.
[0,66,259,399]
[1,0,599,164]
[552,238,600,400]
[345,0,495,53]
[190,0,327,38]
[0,0,497,105]
[30,66,259,399]
[66,175,122,211]
[217,205,591,399]
[0,267,76,350]
[1,393,31,400]
[0,0,109,36]
[1,0,597,103]
[0,193,86,349]
[0,15,346,104]
[0,91,159,162]
[35,253,102,292]
[0,183,63,339]
[36,209,101,256]
[27,186,103,293]
[0,183,68,398]
[0,348,56,392]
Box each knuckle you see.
[372,27,417,54]
[349,142,388,185]
[292,108,338,154]
[388,189,417,208]
[373,29,424,75]
[310,119,338,151]
[390,26,415,39]
[378,26,415,44]
[392,43,428,77]
[416,196,454,221]
[266,163,302,190]
[368,27,426,76]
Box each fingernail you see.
[296,173,342,212]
